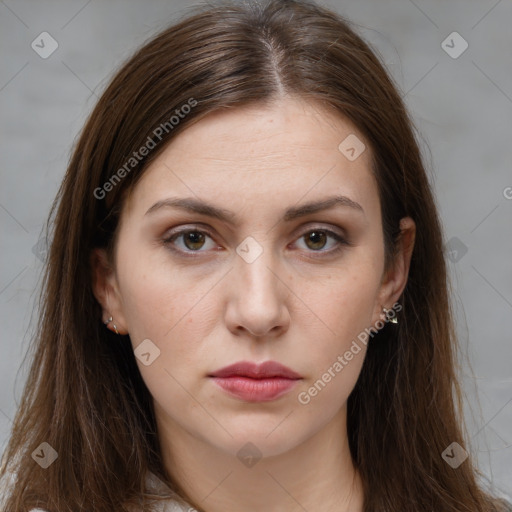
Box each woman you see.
[1,0,509,511]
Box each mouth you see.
[208,361,302,402]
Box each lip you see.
[208,361,302,402]
[209,361,302,379]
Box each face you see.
[92,96,414,460]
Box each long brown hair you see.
[1,1,508,510]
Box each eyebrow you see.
[145,195,365,223]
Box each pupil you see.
[308,231,326,250]
[185,232,204,250]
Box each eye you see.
[162,226,350,256]
[294,228,348,254]
[164,229,218,252]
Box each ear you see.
[373,216,416,322]
[90,248,128,335]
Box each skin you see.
[92,96,415,512]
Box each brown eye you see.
[164,229,217,253]
[296,228,348,252]
[303,230,328,250]
[182,231,206,250]
[163,226,349,257]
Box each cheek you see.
[303,260,382,341]
[297,346,367,410]
[292,261,381,405]
[115,248,223,392]
[116,240,208,340]
[293,296,371,421]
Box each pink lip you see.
[208,361,302,402]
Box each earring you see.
[104,315,120,335]
[382,307,398,324]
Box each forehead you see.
[165,97,371,167]
[123,96,378,221]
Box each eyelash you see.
[162,225,351,258]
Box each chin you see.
[203,414,312,459]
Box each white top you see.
[142,471,193,511]
[28,471,192,512]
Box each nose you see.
[224,247,291,340]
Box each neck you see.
[156,404,364,512]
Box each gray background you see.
[1,0,511,500]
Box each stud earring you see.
[104,315,120,334]
[382,307,398,324]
